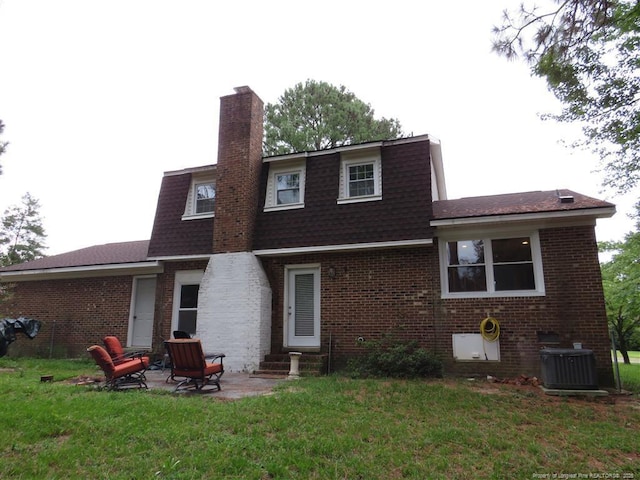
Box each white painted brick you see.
[197,252,272,372]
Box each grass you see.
[617,363,640,392]
[0,358,639,479]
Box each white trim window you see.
[264,161,306,211]
[440,232,545,298]
[172,271,204,336]
[276,172,301,205]
[195,182,215,214]
[338,149,382,204]
[183,176,215,219]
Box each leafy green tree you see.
[0,193,47,267]
[600,225,640,363]
[263,80,404,156]
[0,119,7,174]
[493,1,640,193]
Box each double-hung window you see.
[338,148,382,204]
[172,271,203,337]
[276,172,300,205]
[441,233,544,297]
[195,182,215,214]
[183,174,216,220]
[348,163,375,197]
[264,160,306,211]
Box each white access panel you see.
[452,333,500,361]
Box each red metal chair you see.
[87,345,148,390]
[103,336,150,368]
[164,339,225,392]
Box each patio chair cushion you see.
[103,336,150,367]
[173,362,223,378]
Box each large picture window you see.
[442,234,543,297]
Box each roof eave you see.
[430,206,616,228]
[263,135,432,163]
[254,238,434,257]
[0,261,164,282]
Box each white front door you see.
[286,267,320,348]
[130,277,156,347]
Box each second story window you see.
[195,182,215,213]
[338,148,382,204]
[264,159,306,211]
[183,173,216,220]
[348,163,375,197]
[276,173,300,205]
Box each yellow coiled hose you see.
[480,317,500,342]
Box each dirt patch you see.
[67,375,104,386]
[459,375,640,409]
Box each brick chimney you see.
[213,86,264,253]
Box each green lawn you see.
[0,357,639,479]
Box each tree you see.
[0,119,7,175]
[0,193,47,267]
[600,224,640,363]
[493,0,640,193]
[263,80,404,156]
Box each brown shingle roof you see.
[432,190,615,221]
[0,240,150,272]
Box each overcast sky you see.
[0,1,636,256]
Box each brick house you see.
[0,86,616,385]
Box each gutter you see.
[254,238,433,257]
[0,261,164,282]
[430,206,616,228]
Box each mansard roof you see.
[147,165,215,258]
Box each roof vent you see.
[556,190,574,203]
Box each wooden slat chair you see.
[103,336,150,370]
[87,345,148,390]
[164,339,225,392]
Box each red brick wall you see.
[260,224,613,386]
[435,225,612,386]
[213,88,264,253]
[261,247,439,368]
[1,276,134,357]
[0,259,210,359]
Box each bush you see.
[348,336,443,379]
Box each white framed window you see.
[172,271,203,336]
[338,149,382,204]
[195,182,215,214]
[276,172,301,205]
[439,232,545,298]
[183,177,215,220]
[264,162,306,211]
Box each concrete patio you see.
[142,368,288,400]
